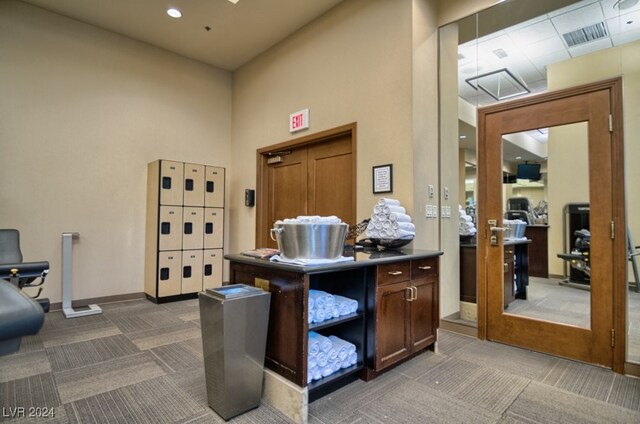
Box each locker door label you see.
[184,223,193,234]
[161,222,171,234]
[185,179,194,191]
[204,264,212,276]
[206,181,214,193]
[205,223,213,234]
[183,266,192,278]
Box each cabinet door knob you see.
[504,263,509,273]
[418,265,431,270]
[388,271,403,276]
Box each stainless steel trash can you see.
[198,284,271,421]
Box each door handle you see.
[504,263,509,273]
[388,271,403,276]
[488,219,508,246]
[418,265,431,270]
[412,286,418,301]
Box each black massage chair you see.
[0,229,49,355]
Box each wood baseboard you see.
[49,292,146,311]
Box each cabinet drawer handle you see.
[388,271,403,276]
[504,263,508,273]
[418,266,431,270]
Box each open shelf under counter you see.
[309,312,362,331]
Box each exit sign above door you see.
[289,109,309,133]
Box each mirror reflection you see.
[502,123,591,329]
[441,0,640,364]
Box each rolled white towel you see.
[392,229,415,239]
[382,221,392,229]
[310,366,322,381]
[366,229,381,238]
[309,290,334,310]
[396,222,415,232]
[388,212,412,223]
[328,347,338,362]
[308,309,313,324]
[308,353,318,369]
[373,204,384,214]
[331,305,340,319]
[332,360,341,373]
[308,296,315,311]
[333,295,358,316]
[378,198,401,206]
[321,364,334,378]
[382,205,406,215]
[309,331,332,353]
[308,332,320,356]
[460,215,472,223]
[313,308,326,323]
[328,335,353,361]
[316,351,328,367]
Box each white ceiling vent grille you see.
[562,22,609,47]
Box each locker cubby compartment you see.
[145,160,225,303]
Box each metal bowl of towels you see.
[369,236,413,249]
[270,220,348,260]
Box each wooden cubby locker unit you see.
[145,160,225,303]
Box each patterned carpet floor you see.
[1,298,639,423]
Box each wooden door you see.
[257,124,356,248]
[410,277,437,351]
[375,280,411,370]
[477,79,626,370]
[264,148,308,248]
[307,135,354,227]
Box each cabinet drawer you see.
[377,261,411,286]
[412,257,438,280]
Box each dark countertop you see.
[460,238,532,248]
[226,247,443,274]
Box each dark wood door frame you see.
[476,78,626,373]
[256,122,357,248]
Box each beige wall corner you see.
[0,0,232,302]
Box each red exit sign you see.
[289,109,309,133]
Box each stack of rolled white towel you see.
[277,215,342,224]
[365,198,415,240]
[459,205,477,236]
[308,289,358,324]
[307,332,358,383]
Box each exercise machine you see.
[557,203,590,289]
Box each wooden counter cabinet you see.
[370,257,438,372]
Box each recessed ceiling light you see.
[516,156,522,160]
[167,8,182,18]
[614,0,639,10]
[228,0,240,4]
[460,135,467,139]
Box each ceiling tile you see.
[523,36,568,60]
[551,2,605,34]
[508,20,558,45]
[601,0,640,19]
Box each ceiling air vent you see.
[493,48,508,59]
[562,22,608,47]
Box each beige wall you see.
[437,0,499,26]
[231,0,417,254]
[0,1,232,302]
[547,41,640,280]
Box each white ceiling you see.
[459,0,640,106]
[18,0,344,70]
[457,0,640,166]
